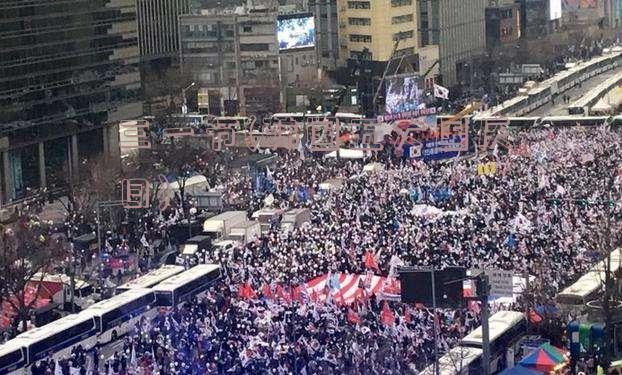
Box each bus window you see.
[0,345,27,374]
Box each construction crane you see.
[372,36,403,108]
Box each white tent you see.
[324,149,365,159]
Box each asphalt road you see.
[526,65,622,117]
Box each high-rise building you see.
[136,0,190,59]
[179,4,281,117]
[419,0,487,88]
[336,0,419,63]
[0,0,142,204]
[309,0,339,70]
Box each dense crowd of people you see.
[25,123,622,374]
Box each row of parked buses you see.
[419,311,528,375]
[0,264,221,374]
[475,48,622,119]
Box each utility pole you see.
[431,269,440,375]
[478,273,492,375]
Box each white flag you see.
[433,84,449,100]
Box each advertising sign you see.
[277,14,316,50]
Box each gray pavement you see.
[526,65,622,117]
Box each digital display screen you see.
[550,0,562,19]
[277,15,316,50]
[385,74,423,115]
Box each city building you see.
[0,0,141,205]
[336,0,419,63]
[179,4,281,116]
[418,0,487,88]
[309,0,340,70]
[136,0,190,60]
[485,3,521,48]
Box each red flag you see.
[238,283,256,299]
[347,308,361,324]
[380,302,395,326]
[291,286,303,303]
[403,308,412,324]
[275,284,287,300]
[310,289,319,302]
[363,251,380,272]
[261,284,273,300]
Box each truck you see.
[252,208,283,233]
[281,208,311,232]
[228,221,261,243]
[202,211,247,239]
[179,235,212,266]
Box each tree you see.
[0,217,67,332]
[62,156,120,226]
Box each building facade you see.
[485,3,521,48]
[309,0,340,70]
[419,0,487,88]
[0,0,141,204]
[336,0,419,63]
[137,0,190,59]
[179,5,281,117]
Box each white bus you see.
[419,346,483,375]
[116,265,185,294]
[153,264,221,307]
[0,341,28,374]
[13,312,99,367]
[557,248,622,309]
[85,288,157,344]
[460,310,527,373]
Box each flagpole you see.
[431,269,440,375]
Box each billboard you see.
[385,74,423,115]
[550,0,562,19]
[562,0,597,9]
[277,14,316,50]
[399,268,466,308]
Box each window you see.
[239,43,270,51]
[243,25,252,32]
[391,0,412,6]
[348,17,371,26]
[349,34,372,43]
[394,30,414,40]
[392,14,413,24]
[348,1,370,9]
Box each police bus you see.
[8,312,99,372]
[85,288,157,344]
[116,265,185,294]
[460,310,527,373]
[0,340,29,374]
[153,264,221,307]
[418,346,483,375]
[420,311,526,374]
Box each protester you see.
[30,124,621,374]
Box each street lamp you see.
[181,82,196,114]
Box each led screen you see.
[385,74,423,115]
[550,0,562,19]
[277,15,316,50]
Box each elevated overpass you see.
[474,48,622,120]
